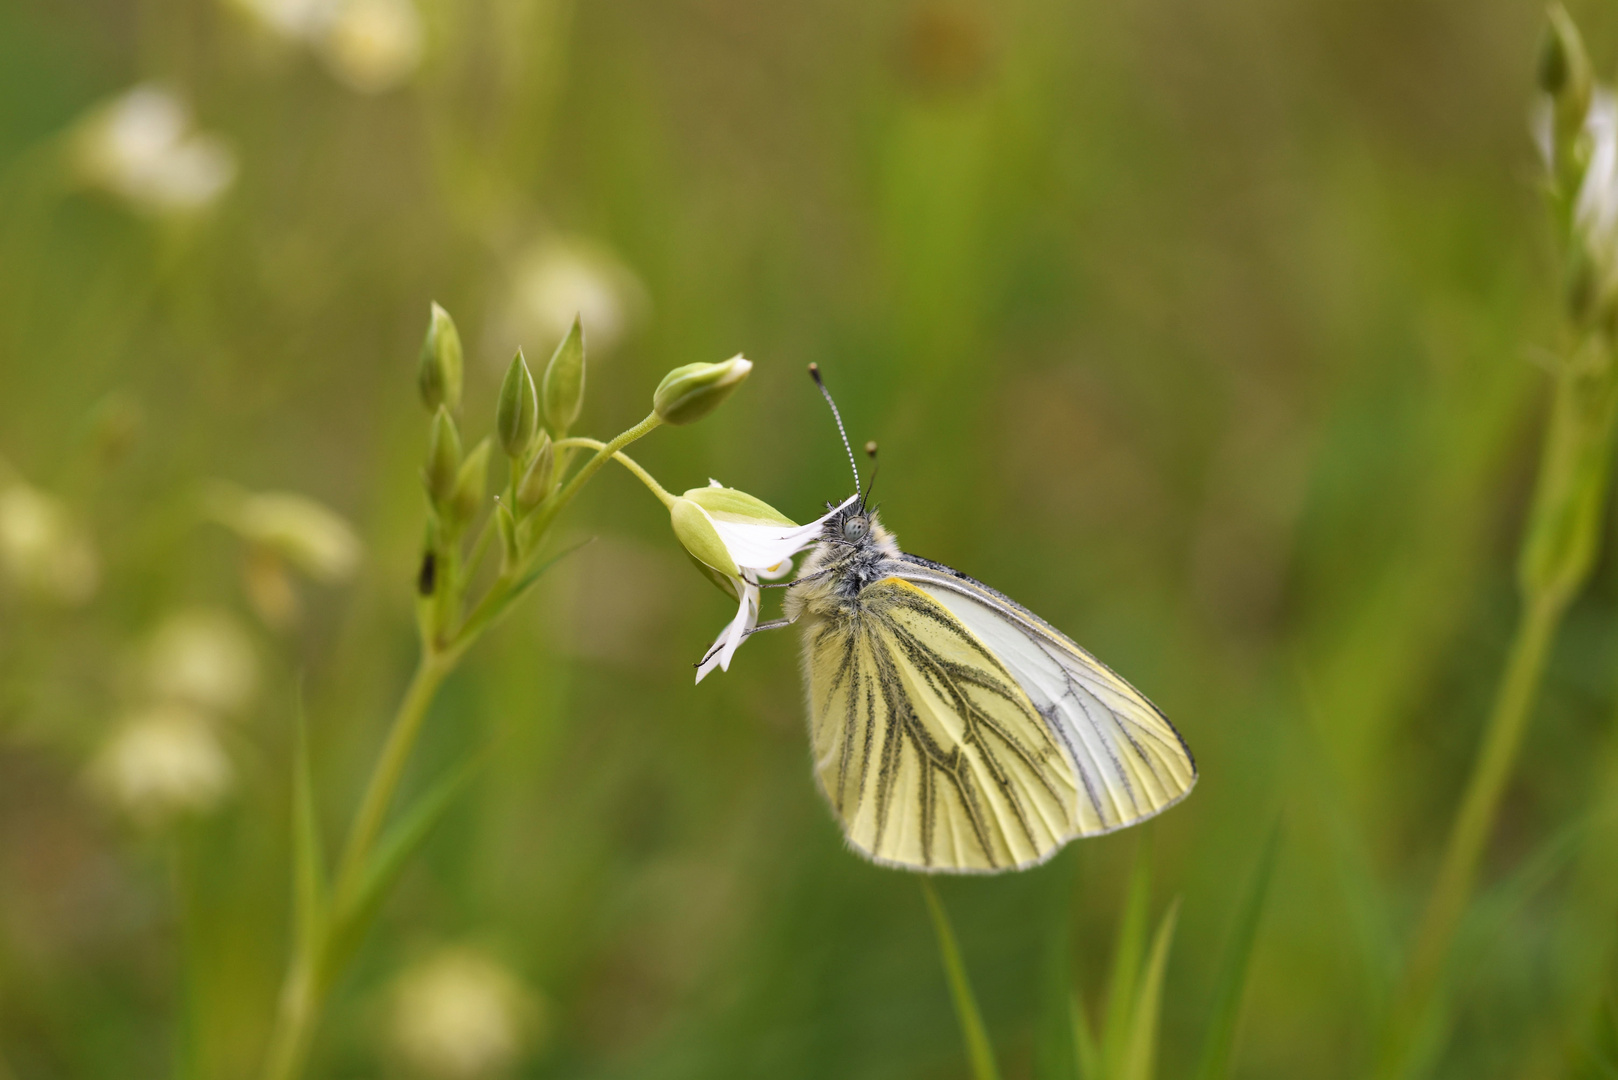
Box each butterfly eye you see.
[843,517,868,541]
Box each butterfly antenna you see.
[807,363,860,502]
[861,441,879,511]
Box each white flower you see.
[88,705,234,826]
[496,240,646,359]
[144,609,259,715]
[319,0,423,93]
[1576,90,1618,271]
[670,484,855,683]
[388,948,539,1078]
[206,485,363,582]
[229,0,337,40]
[0,483,100,606]
[72,85,236,215]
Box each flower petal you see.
[705,494,856,571]
[695,576,759,683]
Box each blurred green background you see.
[6,0,1618,1076]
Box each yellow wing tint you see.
[897,556,1196,836]
[801,578,1082,872]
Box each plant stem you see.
[258,654,448,1080]
[456,413,664,649]
[553,437,676,506]
[259,412,667,1080]
[1377,589,1565,1076]
[333,655,451,900]
[533,412,663,536]
[922,880,1001,1080]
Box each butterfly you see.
[762,366,1197,873]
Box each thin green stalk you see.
[456,413,663,648]
[1377,589,1565,1077]
[922,879,1001,1080]
[532,412,664,535]
[553,437,676,506]
[259,412,667,1080]
[259,654,447,1080]
[333,656,451,901]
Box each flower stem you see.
[1375,590,1564,1075]
[922,880,1001,1080]
[535,412,664,533]
[333,655,451,901]
[552,436,675,506]
[1370,323,1618,1078]
[258,653,448,1080]
[258,413,662,1080]
[454,413,664,650]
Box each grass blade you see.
[1103,838,1154,1075]
[291,697,327,961]
[922,879,1002,1080]
[1121,898,1181,1080]
[1072,993,1102,1080]
[1194,821,1283,1080]
[1036,866,1080,1080]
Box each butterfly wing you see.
[894,554,1196,836]
[802,577,1082,872]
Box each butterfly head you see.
[818,500,896,557]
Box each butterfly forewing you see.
[896,557,1196,835]
[803,577,1081,872]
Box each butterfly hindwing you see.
[802,577,1081,872]
[895,555,1196,836]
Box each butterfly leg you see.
[694,615,800,671]
[743,616,798,638]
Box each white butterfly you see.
[697,367,1196,873]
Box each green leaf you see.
[922,880,1002,1080]
[291,697,327,964]
[1103,838,1154,1075]
[1194,821,1283,1080]
[325,755,482,978]
[1120,898,1180,1080]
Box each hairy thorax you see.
[784,507,902,623]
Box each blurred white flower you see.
[320,0,423,93]
[229,0,336,40]
[88,705,234,826]
[0,483,100,606]
[72,85,236,215]
[389,948,540,1078]
[1576,90,1618,271]
[145,609,259,715]
[498,239,647,359]
[207,486,363,583]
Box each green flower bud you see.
[514,432,554,513]
[681,485,795,525]
[423,406,462,506]
[417,303,464,414]
[1539,5,1589,104]
[541,316,586,434]
[450,440,492,525]
[653,356,752,426]
[497,349,540,459]
[669,497,739,578]
[669,484,800,582]
[1542,5,1592,184]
